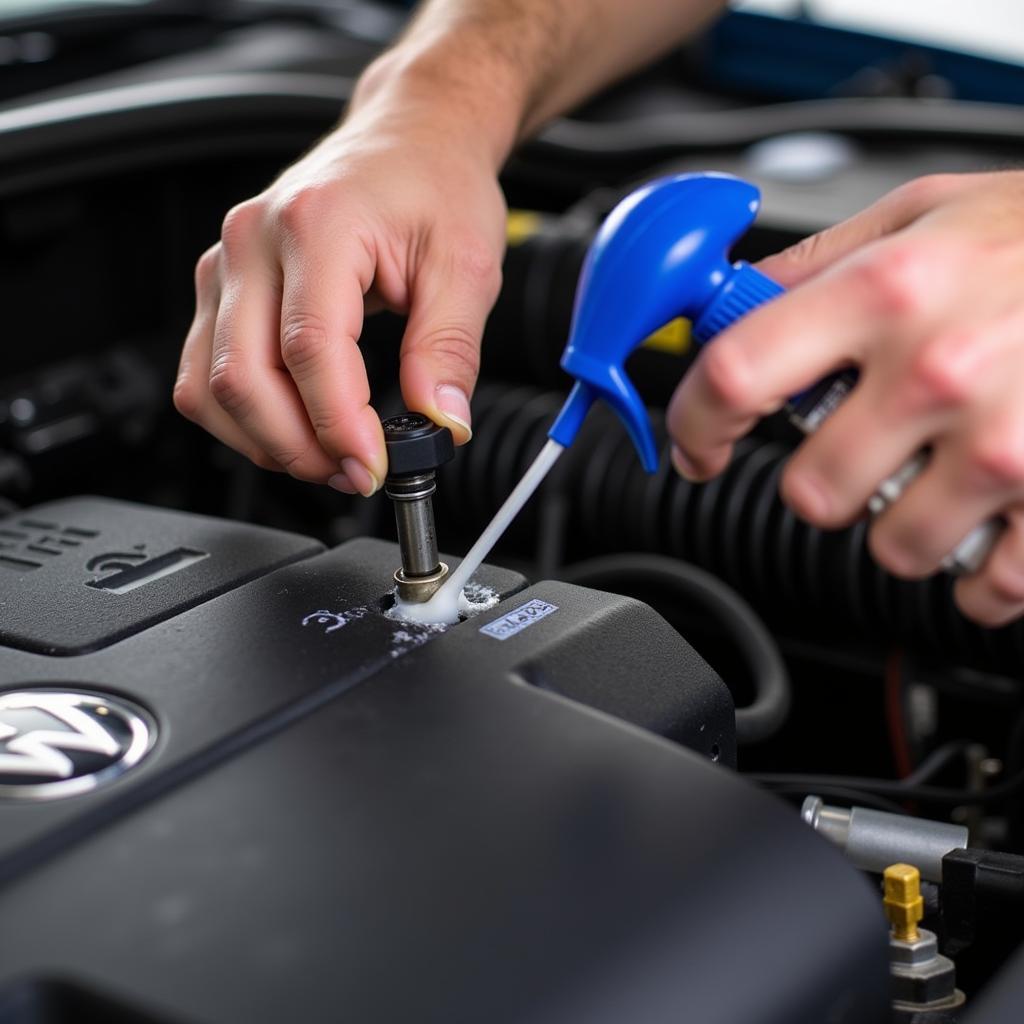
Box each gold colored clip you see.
[883,863,924,942]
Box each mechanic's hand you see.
[667,171,1024,627]
[173,97,506,496]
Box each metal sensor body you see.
[382,413,455,603]
[802,796,967,883]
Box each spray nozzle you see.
[548,172,785,471]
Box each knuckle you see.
[220,201,261,251]
[251,453,282,472]
[984,559,1024,605]
[172,373,202,422]
[905,336,974,410]
[268,444,322,482]
[857,244,930,319]
[309,407,353,451]
[780,467,841,529]
[777,226,833,269]
[967,434,1024,490]
[272,447,305,472]
[415,323,482,384]
[868,528,930,581]
[280,315,332,374]
[701,341,755,412]
[276,186,330,237]
[891,173,958,211]
[208,353,252,414]
[953,587,1002,627]
[194,245,221,291]
[310,413,343,445]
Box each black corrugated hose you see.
[439,382,1024,673]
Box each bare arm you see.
[356,0,726,157]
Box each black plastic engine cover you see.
[0,497,324,656]
[0,497,887,1024]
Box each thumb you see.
[755,173,971,288]
[398,244,502,444]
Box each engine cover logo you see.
[0,689,155,800]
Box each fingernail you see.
[435,385,473,441]
[328,473,358,495]
[340,457,379,498]
[671,445,698,480]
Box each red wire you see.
[885,649,914,779]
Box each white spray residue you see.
[385,581,500,628]
[386,620,448,658]
[458,581,501,616]
[389,440,565,625]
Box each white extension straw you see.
[392,439,565,624]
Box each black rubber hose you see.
[557,553,792,746]
[439,382,1024,672]
[752,767,1024,808]
[533,98,1024,162]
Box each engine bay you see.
[0,3,1022,1021]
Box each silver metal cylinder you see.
[392,494,440,578]
[802,796,968,882]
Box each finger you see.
[867,407,1024,580]
[756,173,979,288]
[174,244,222,425]
[398,239,502,444]
[954,507,1024,627]
[279,233,387,493]
[667,256,892,481]
[867,329,1024,577]
[210,220,340,484]
[174,246,283,472]
[780,365,937,528]
[866,447,1006,581]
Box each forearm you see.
[348,0,726,170]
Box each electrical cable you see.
[557,553,791,745]
[763,783,908,816]
[751,764,1024,808]
[903,740,972,787]
[754,741,974,817]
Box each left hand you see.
[667,171,1024,627]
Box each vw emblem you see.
[0,689,155,800]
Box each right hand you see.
[173,96,507,496]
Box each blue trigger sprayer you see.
[548,170,998,577]
[410,172,997,624]
[549,172,782,472]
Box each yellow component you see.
[506,210,543,247]
[641,317,692,356]
[884,863,924,942]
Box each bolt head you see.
[890,953,959,1004]
[383,413,455,477]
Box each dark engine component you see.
[442,383,1024,672]
[1,4,1022,1016]
[0,497,888,1023]
[0,496,322,656]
